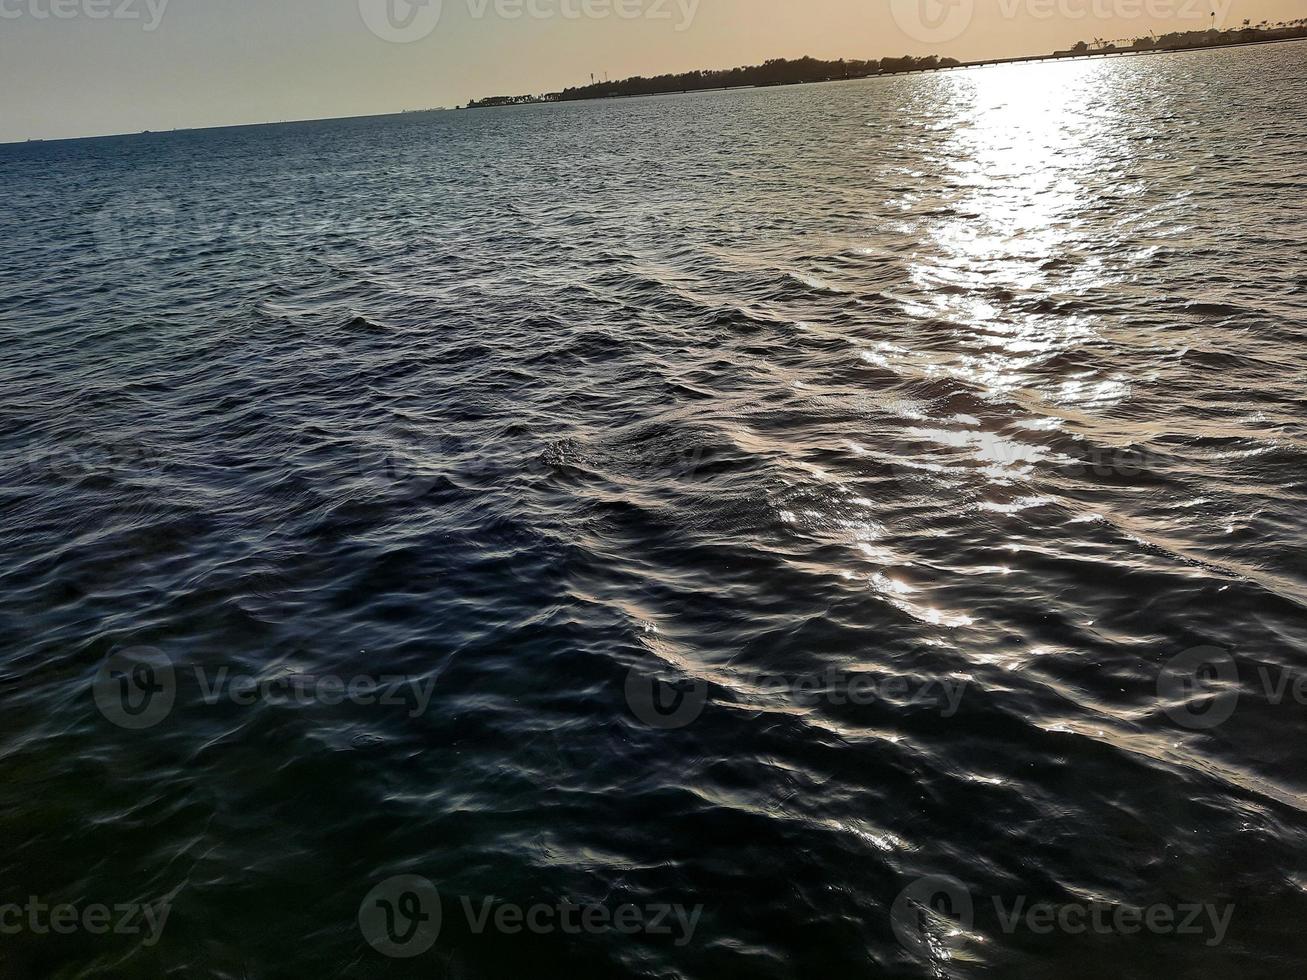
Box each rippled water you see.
[3,41,1307,979]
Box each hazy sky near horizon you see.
[1,0,1301,142]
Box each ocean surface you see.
[3,40,1307,979]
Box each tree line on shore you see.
[553,55,961,101]
[466,55,960,108]
[466,22,1307,109]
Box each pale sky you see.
[1,0,1301,142]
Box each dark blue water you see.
[3,41,1307,979]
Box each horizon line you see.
[7,31,1304,148]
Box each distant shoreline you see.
[535,33,1307,103]
[467,27,1307,109]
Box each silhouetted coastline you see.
[466,20,1307,109]
[1058,18,1307,56]
[468,55,958,108]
